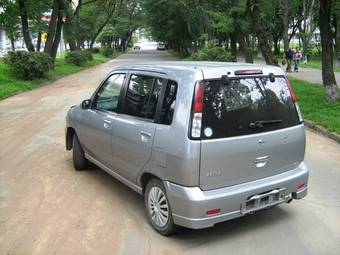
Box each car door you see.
[111,74,164,182]
[77,73,126,167]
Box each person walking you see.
[293,48,302,72]
[284,47,294,72]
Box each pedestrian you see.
[284,47,294,72]
[293,48,302,72]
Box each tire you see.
[144,179,178,235]
[72,134,88,171]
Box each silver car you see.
[66,62,309,235]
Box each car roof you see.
[113,61,285,79]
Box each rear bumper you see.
[164,162,309,229]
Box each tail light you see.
[285,79,303,123]
[191,81,204,138]
[285,78,297,102]
[206,208,221,215]
[297,183,305,190]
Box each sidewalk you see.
[238,57,340,85]
[286,66,340,85]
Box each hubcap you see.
[148,186,169,227]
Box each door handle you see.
[254,155,270,163]
[253,155,270,168]
[140,131,152,142]
[103,120,111,129]
[140,131,152,138]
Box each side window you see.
[124,75,155,119]
[159,80,177,125]
[94,74,125,112]
[146,78,162,119]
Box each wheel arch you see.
[140,172,162,194]
[66,127,76,150]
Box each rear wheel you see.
[144,179,178,235]
[72,134,88,170]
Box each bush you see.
[84,49,93,61]
[4,51,53,80]
[65,50,88,66]
[91,47,100,54]
[101,47,114,57]
[192,42,233,62]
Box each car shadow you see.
[78,162,294,243]
[170,206,292,244]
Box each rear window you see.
[202,77,300,139]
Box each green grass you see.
[289,77,340,134]
[300,59,340,72]
[253,55,340,72]
[0,53,115,100]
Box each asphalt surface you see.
[0,50,339,255]
[238,57,340,85]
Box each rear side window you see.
[123,74,178,122]
[159,80,177,125]
[124,75,155,118]
[202,77,299,139]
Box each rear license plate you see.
[240,188,287,214]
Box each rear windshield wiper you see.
[249,119,283,129]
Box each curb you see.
[304,119,340,144]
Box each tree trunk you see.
[44,0,60,55]
[319,0,340,101]
[90,19,110,49]
[63,6,80,51]
[18,0,35,52]
[247,0,278,65]
[282,0,289,51]
[51,14,63,61]
[336,12,340,67]
[89,3,116,49]
[37,32,42,52]
[67,37,78,51]
[273,37,280,56]
[9,36,15,51]
[230,32,237,62]
[239,35,253,63]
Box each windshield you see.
[201,77,300,139]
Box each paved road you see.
[1,50,339,255]
[238,57,340,85]
[286,66,340,85]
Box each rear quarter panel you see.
[139,69,204,187]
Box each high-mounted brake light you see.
[234,69,263,75]
[191,81,204,138]
[285,78,303,122]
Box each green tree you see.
[319,0,339,101]
[0,0,21,51]
[141,0,204,55]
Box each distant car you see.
[157,43,166,50]
[66,62,309,235]
[133,45,141,50]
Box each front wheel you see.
[144,179,178,235]
[72,134,88,171]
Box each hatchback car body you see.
[157,43,166,50]
[66,62,309,235]
[133,44,141,50]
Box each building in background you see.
[0,27,7,52]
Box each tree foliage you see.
[0,0,21,51]
[1,0,339,101]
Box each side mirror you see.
[81,99,91,109]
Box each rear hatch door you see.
[199,76,305,190]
